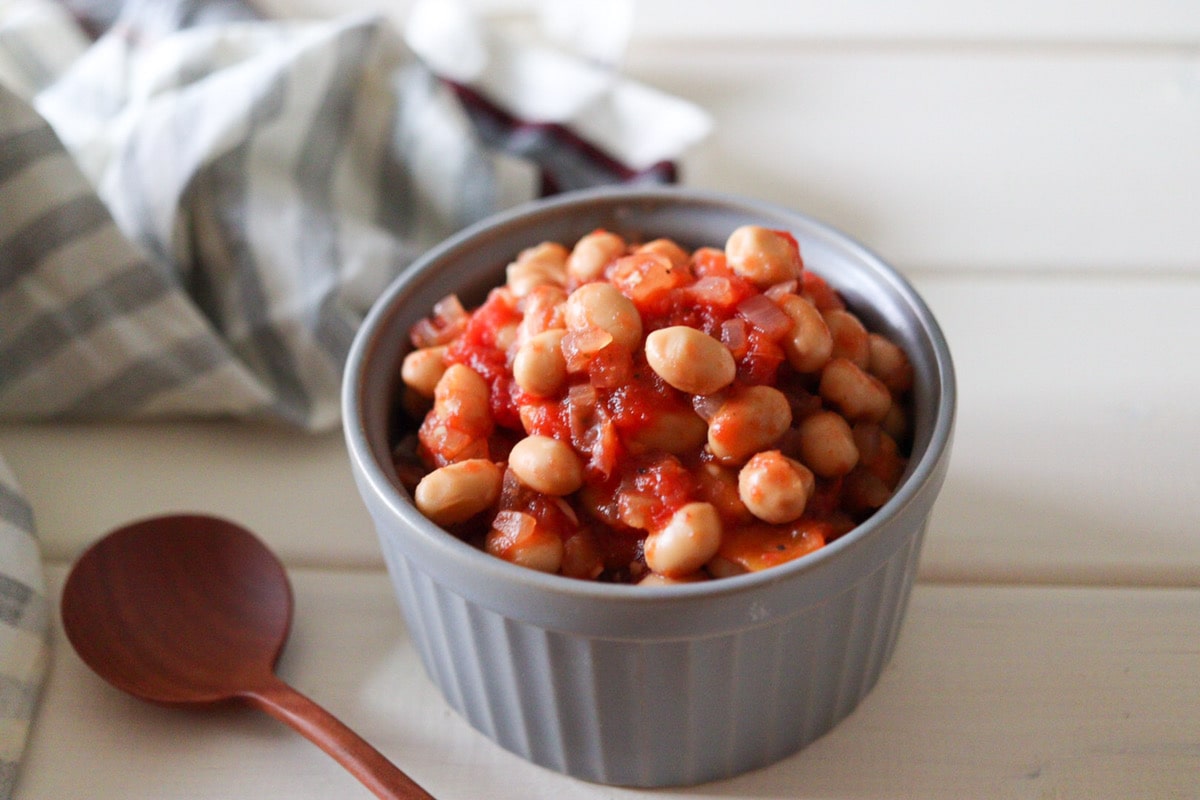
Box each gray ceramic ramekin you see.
[343,186,955,787]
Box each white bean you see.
[635,238,690,269]
[507,434,585,496]
[512,329,567,397]
[737,451,815,524]
[777,293,833,373]
[625,407,708,455]
[414,459,503,526]
[881,401,909,443]
[564,282,643,350]
[707,385,793,463]
[516,285,567,342]
[824,309,870,368]
[506,242,568,296]
[696,462,751,522]
[868,332,914,394]
[433,363,492,436]
[485,510,564,573]
[797,410,859,478]
[644,326,736,395]
[567,230,626,283]
[638,571,707,587]
[724,225,802,287]
[400,345,447,398]
[818,357,892,423]
[644,502,723,577]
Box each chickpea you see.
[563,282,643,350]
[881,401,909,443]
[561,529,604,580]
[737,451,815,524]
[797,410,859,478]
[724,225,802,287]
[400,345,446,398]
[414,459,503,526]
[638,571,707,587]
[819,358,892,423]
[522,241,569,267]
[868,332,914,394]
[485,510,564,573]
[776,293,833,373]
[433,363,492,436]
[512,329,568,397]
[506,242,568,296]
[852,422,906,489]
[507,434,585,496]
[635,238,690,269]
[695,462,751,522]
[706,557,748,579]
[824,309,870,368]
[842,467,893,515]
[626,407,708,455]
[707,385,793,463]
[644,326,736,395]
[644,502,723,577]
[567,230,626,283]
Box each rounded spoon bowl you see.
[60,513,433,800]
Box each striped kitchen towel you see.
[0,0,710,794]
[0,462,46,799]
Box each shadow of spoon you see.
[60,513,434,800]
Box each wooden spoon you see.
[60,513,434,800]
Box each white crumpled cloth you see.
[0,0,709,793]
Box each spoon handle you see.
[244,676,435,800]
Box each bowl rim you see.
[342,184,956,607]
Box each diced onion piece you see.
[609,253,681,307]
[432,294,467,324]
[486,510,563,573]
[687,276,737,307]
[566,383,601,451]
[491,509,537,540]
[589,416,623,481]
[737,294,792,339]
[566,383,599,426]
[764,279,798,301]
[719,318,748,357]
[553,497,580,526]
[410,294,469,347]
[561,327,614,372]
[587,343,633,389]
[691,392,725,423]
[437,426,477,461]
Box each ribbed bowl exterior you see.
[344,187,956,787]
[371,512,928,786]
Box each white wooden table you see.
[5,2,1199,797]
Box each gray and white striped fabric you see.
[0,462,46,799]
[0,0,709,794]
[3,9,516,429]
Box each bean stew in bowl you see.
[393,225,916,585]
[343,187,955,787]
